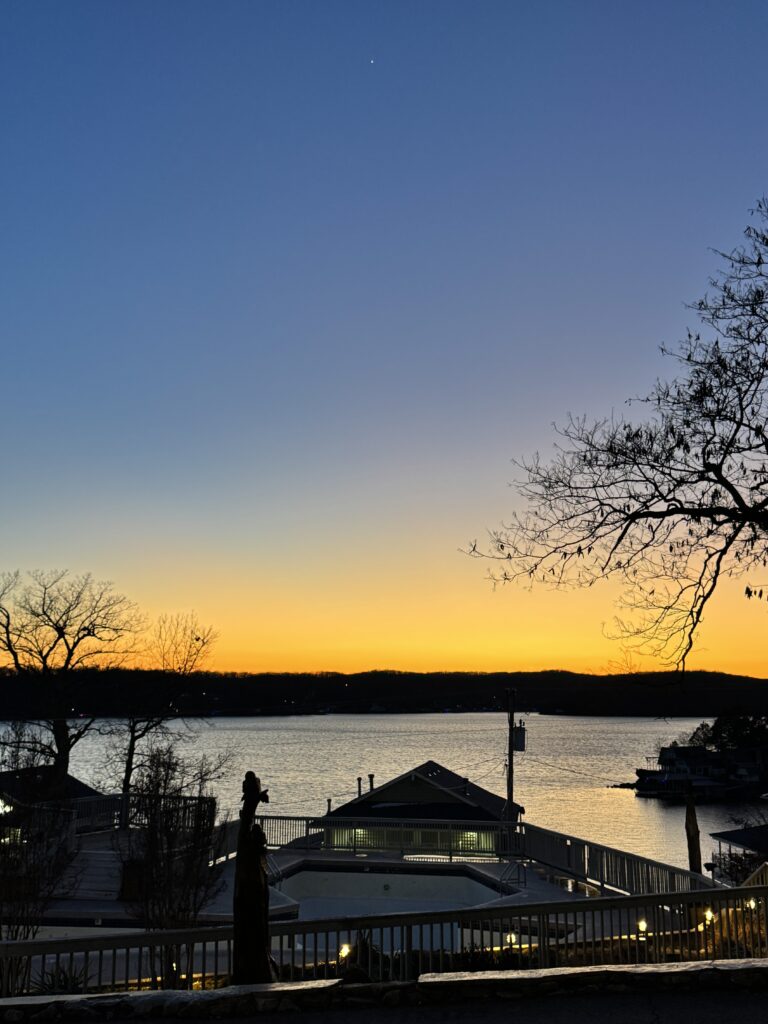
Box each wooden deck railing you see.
[2,884,765,997]
[744,862,768,888]
[65,793,217,835]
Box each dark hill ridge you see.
[2,667,768,719]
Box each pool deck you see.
[43,834,580,936]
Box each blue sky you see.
[2,1,768,671]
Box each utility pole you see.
[506,688,515,819]
[504,693,526,867]
[505,689,526,821]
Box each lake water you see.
[68,713,759,871]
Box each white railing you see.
[744,862,768,887]
[254,814,517,860]
[252,815,716,895]
[2,885,765,997]
[517,820,716,895]
[65,800,716,897]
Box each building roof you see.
[659,745,715,763]
[710,823,768,856]
[327,760,522,822]
[0,766,101,806]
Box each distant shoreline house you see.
[708,822,768,886]
[636,744,768,801]
[710,823,768,861]
[321,760,523,857]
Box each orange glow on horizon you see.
[132,569,768,679]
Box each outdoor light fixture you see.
[637,919,648,933]
[704,908,714,924]
[339,944,351,960]
[747,898,757,911]
[506,932,517,945]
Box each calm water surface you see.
[70,713,757,871]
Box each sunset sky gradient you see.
[3,0,768,674]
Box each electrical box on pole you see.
[512,721,526,752]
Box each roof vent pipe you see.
[327,798,332,814]
[368,773,375,791]
[357,776,363,798]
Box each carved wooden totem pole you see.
[232,771,273,983]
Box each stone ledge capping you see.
[2,961,768,1020]
[418,959,768,997]
[0,979,339,1021]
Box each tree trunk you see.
[119,725,138,828]
[685,786,702,875]
[50,719,71,789]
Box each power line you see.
[468,760,507,784]
[518,753,624,786]
[452,753,506,774]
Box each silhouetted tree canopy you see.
[473,200,768,668]
[0,570,143,780]
[685,715,768,750]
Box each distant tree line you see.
[3,665,768,720]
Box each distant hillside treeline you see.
[1,668,768,719]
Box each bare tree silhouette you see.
[0,571,143,781]
[471,200,768,668]
[103,611,219,816]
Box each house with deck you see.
[320,760,523,856]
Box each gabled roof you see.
[327,760,521,821]
[0,766,101,806]
[710,823,768,856]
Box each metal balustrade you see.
[65,801,717,896]
[251,815,716,895]
[7,804,719,1000]
[517,820,717,895]
[2,885,766,997]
